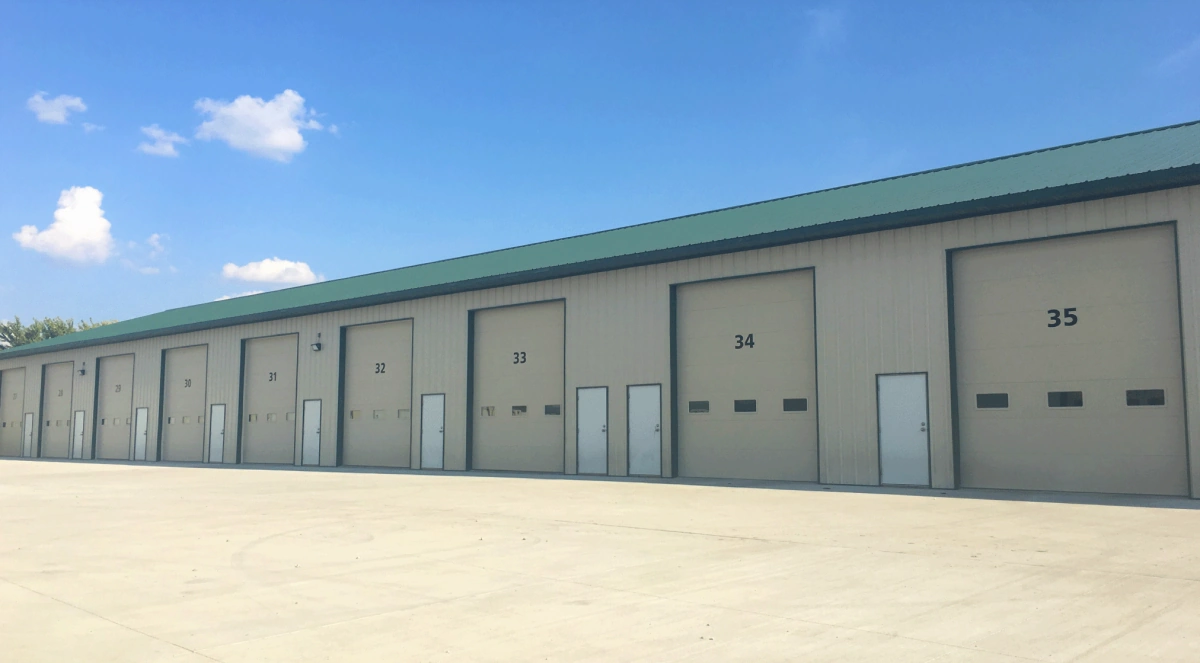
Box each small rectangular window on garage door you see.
[734,399,757,413]
[783,398,807,412]
[1126,389,1166,406]
[688,400,709,414]
[976,393,1009,409]
[1047,391,1083,408]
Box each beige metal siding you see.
[0,368,25,456]
[95,355,135,460]
[676,271,818,481]
[341,319,413,467]
[160,346,208,462]
[471,301,565,472]
[1,186,1199,496]
[241,335,298,464]
[953,226,1187,495]
[39,362,74,458]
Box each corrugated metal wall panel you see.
[3,186,1198,495]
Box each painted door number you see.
[734,334,756,349]
[268,372,277,382]
[513,352,527,364]
[184,379,192,388]
[375,363,386,374]
[1047,308,1078,328]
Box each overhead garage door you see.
[241,335,298,464]
[40,362,74,458]
[0,368,25,457]
[676,271,818,481]
[95,355,134,460]
[341,319,413,467]
[953,225,1188,495]
[160,346,207,462]
[472,301,565,472]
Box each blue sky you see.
[3,1,1200,322]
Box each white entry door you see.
[22,413,34,457]
[208,404,226,463]
[878,373,930,486]
[133,407,149,461]
[628,385,662,476]
[576,387,608,475]
[302,400,321,466]
[71,410,86,459]
[421,394,445,469]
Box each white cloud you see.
[222,257,323,285]
[83,122,104,133]
[146,233,166,258]
[27,92,87,124]
[137,124,187,157]
[13,186,114,263]
[328,124,340,136]
[120,233,172,274]
[194,89,324,162]
[215,290,266,301]
[1156,35,1200,74]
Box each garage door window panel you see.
[1047,391,1084,408]
[1126,389,1166,407]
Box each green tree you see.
[0,316,117,349]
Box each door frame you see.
[464,298,568,473]
[301,398,322,466]
[669,268,820,481]
[92,353,136,462]
[944,220,1188,492]
[208,403,227,464]
[157,344,209,464]
[336,317,416,468]
[420,392,446,470]
[133,407,149,461]
[234,334,298,466]
[575,385,609,475]
[71,410,86,459]
[626,383,663,477]
[37,361,74,458]
[23,412,35,457]
[875,371,932,487]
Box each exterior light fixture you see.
[310,332,323,352]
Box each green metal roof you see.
[9,119,1200,359]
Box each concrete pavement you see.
[1,460,1198,662]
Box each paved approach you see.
[1,461,1198,662]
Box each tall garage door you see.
[241,334,299,464]
[160,346,208,462]
[472,301,565,472]
[676,271,818,481]
[953,225,1188,495]
[0,368,25,457]
[40,362,74,458]
[342,319,413,467]
[95,355,134,460]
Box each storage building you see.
[4,121,1200,498]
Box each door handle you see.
[601,425,607,433]
[920,422,927,432]
[654,424,660,432]
[438,427,444,433]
